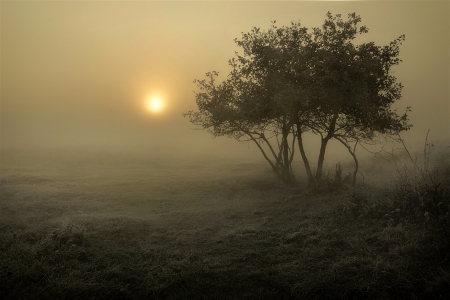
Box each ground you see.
[1,148,449,299]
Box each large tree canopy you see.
[184,12,411,186]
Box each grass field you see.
[1,147,449,299]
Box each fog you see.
[2,3,450,298]
[1,1,449,163]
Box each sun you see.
[146,95,165,113]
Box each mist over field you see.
[1,1,449,153]
[1,1,449,299]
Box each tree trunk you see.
[245,130,296,186]
[351,150,358,187]
[275,148,283,171]
[296,124,315,185]
[315,112,339,181]
[246,133,285,184]
[335,137,359,186]
[315,137,330,181]
[282,124,295,184]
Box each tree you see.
[184,12,411,187]
[302,12,411,184]
[183,66,298,185]
[232,21,316,184]
[184,21,315,185]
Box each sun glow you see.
[146,95,165,113]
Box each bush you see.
[341,134,450,226]
[389,135,450,224]
[312,163,352,193]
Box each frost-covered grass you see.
[1,147,449,299]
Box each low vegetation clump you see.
[1,146,449,299]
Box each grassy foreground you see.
[1,149,449,299]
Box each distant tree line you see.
[184,12,411,186]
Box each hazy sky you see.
[1,1,449,157]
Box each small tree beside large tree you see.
[184,12,411,187]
